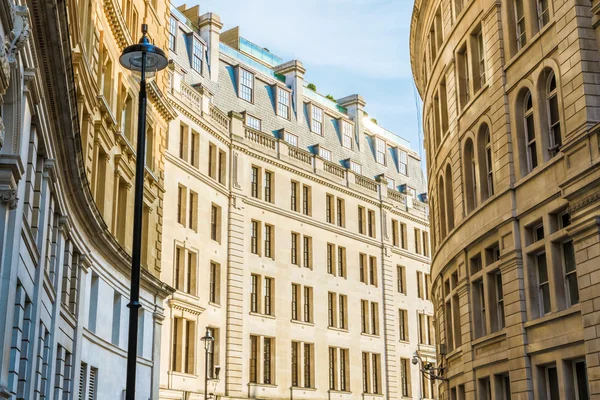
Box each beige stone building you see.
[410,0,600,399]
[159,4,434,400]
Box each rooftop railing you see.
[303,84,348,115]
[239,37,283,67]
[219,43,285,82]
[363,118,411,150]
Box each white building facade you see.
[160,5,435,400]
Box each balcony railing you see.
[179,82,202,113]
[355,175,378,192]
[219,43,285,82]
[209,104,229,131]
[387,188,406,204]
[245,128,276,150]
[288,147,312,165]
[323,161,345,179]
[303,84,347,115]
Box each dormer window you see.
[375,137,386,165]
[239,69,254,103]
[386,177,395,190]
[319,147,332,162]
[192,38,203,73]
[399,150,408,175]
[407,187,417,200]
[169,17,177,51]
[284,131,298,147]
[342,120,353,149]
[246,114,261,131]
[311,105,323,135]
[277,87,291,119]
[350,161,362,175]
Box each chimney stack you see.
[338,94,367,151]
[199,12,223,83]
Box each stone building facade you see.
[410,0,600,399]
[0,0,173,399]
[159,5,434,400]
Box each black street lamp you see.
[412,351,446,382]
[201,328,215,400]
[119,24,168,400]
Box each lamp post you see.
[119,24,168,400]
[201,328,215,400]
[412,351,446,382]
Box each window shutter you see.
[87,367,97,400]
[78,363,86,400]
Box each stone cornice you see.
[147,81,177,122]
[102,0,133,52]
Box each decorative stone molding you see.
[568,190,600,214]
[0,188,17,209]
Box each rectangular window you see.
[537,0,549,30]
[303,236,312,269]
[177,185,186,226]
[563,240,579,306]
[264,277,273,315]
[543,365,560,400]
[209,262,219,304]
[397,265,406,294]
[264,224,273,259]
[375,137,386,164]
[311,105,323,135]
[417,271,424,299]
[515,0,527,50]
[290,181,299,211]
[249,335,258,383]
[386,176,395,190]
[328,292,336,327]
[474,279,487,337]
[188,191,198,232]
[369,256,377,287]
[574,360,590,400]
[250,274,259,313]
[362,352,369,394]
[210,205,220,242]
[304,286,312,323]
[496,271,505,330]
[169,17,177,51]
[291,342,299,387]
[537,252,551,315]
[264,171,273,203]
[423,231,430,257]
[277,87,290,119]
[263,337,273,384]
[339,294,347,329]
[372,354,380,394]
[329,347,337,390]
[360,253,367,284]
[285,131,298,147]
[192,39,203,73]
[246,114,261,131]
[361,300,368,333]
[458,44,470,107]
[368,210,375,238]
[338,247,346,278]
[400,223,407,249]
[371,302,379,335]
[476,30,486,88]
[208,143,216,179]
[337,198,345,227]
[291,232,299,265]
[239,69,254,102]
[342,121,353,148]
[392,220,399,246]
[350,161,362,175]
[400,358,411,397]
[415,228,422,254]
[303,343,312,388]
[302,185,311,215]
[399,150,408,175]
[291,284,299,321]
[339,348,348,391]
[218,150,226,184]
[326,194,333,223]
[358,206,365,235]
[399,309,408,341]
[327,243,334,275]
[319,147,332,162]
[251,166,259,198]
[250,220,259,255]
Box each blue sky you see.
[173,0,423,155]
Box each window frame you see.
[277,86,291,120]
[342,120,353,149]
[246,113,262,131]
[311,104,323,135]
[192,38,203,73]
[239,68,254,103]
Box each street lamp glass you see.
[119,24,168,81]
[201,329,214,350]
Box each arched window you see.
[546,71,561,157]
[523,90,537,172]
[438,177,447,240]
[477,124,494,201]
[445,165,455,231]
[463,139,477,213]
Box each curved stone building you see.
[411,0,600,398]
